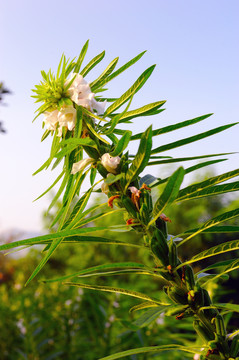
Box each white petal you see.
[71,158,94,175]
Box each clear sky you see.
[0,0,238,233]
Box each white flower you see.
[43,106,76,137]
[71,157,94,175]
[43,109,59,131]
[101,153,121,174]
[66,73,106,115]
[91,97,107,115]
[58,106,76,136]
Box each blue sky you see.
[0,0,238,233]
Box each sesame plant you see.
[1,40,239,360]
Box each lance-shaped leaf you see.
[95,51,146,91]
[203,259,239,286]
[148,152,235,166]
[99,345,203,360]
[55,138,97,159]
[64,282,165,304]
[196,258,238,274]
[214,303,239,314]
[183,225,239,237]
[42,262,151,283]
[109,100,166,123]
[149,167,185,226]
[33,171,64,202]
[129,302,160,313]
[109,131,132,157]
[176,168,239,202]
[177,239,239,269]
[0,230,141,253]
[74,40,89,73]
[131,113,213,140]
[80,50,105,77]
[104,65,156,117]
[90,57,119,91]
[62,188,93,230]
[130,306,172,329]
[176,181,239,202]
[178,208,239,247]
[151,159,227,188]
[151,122,238,154]
[124,126,152,189]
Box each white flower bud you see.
[101,153,121,174]
[71,158,94,175]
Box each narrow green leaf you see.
[105,65,156,116]
[55,138,97,158]
[176,181,239,202]
[125,126,152,189]
[184,225,239,234]
[80,50,105,77]
[25,238,63,285]
[148,153,234,166]
[132,306,171,328]
[203,259,239,286]
[178,207,239,247]
[64,282,164,304]
[151,122,238,154]
[42,262,149,283]
[177,239,239,268]
[90,57,119,91]
[86,121,110,144]
[74,40,89,73]
[47,172,69,212]
[176,168,239,202]
[97,51,146,90]
[99,345,202,360]
[62,187,93,229]
[110,101,166,123]
[109,131,132,157]
[196,258,238,274]
[129,302,160,313]
[149,167,185,226]
[90,167,97,186]
[33,171,64,202]
[131,113,213,140]
[103,96,133,135]
[0,230,138,252]
[214,303,239,314]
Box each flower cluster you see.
[43,73,106,137]
[66,73,106,114]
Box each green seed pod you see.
[167,286,188,305]
[121,194,138,218]
[193,320,215,343]
[140,189,153,215]
[184,265,195,291]
[213,315,226,338]
[193,285,204,308]
[201,289,218,319]
[139,203,150,225]
[150,236,169,267]
[230,335,239,358]
[155,216,167,238]
[154,228,169,254]
[168,238,178,268]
